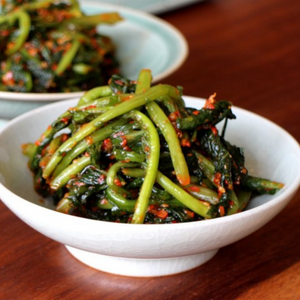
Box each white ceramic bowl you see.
[0,96,300,277]
[94,0,205,14]
[0,1,188,121]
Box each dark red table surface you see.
[1,0,300,299]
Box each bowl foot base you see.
[65,245,218,277]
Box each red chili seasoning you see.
[61,134,69,142]
[102,138,113,151]
[114,178,123,187]
[219,206,225,217]
[121,137,127,147]
[184,209,195,218]
[211,126,218,136]
[204,93,217,109]
[2,71,14,86]
[85,136,94,145]
[168,111,179,122]
[189,185,200,192]
[181,138,191,147]
[157,209,168,220]
[214,172,222,186]
[98,174,106,184]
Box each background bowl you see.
[0,1,188,121]
[0,96,300,277]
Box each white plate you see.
[94,0,205,14]
[0,1,188,104]
[0,118,8,128]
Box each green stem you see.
[135,69,152,94]
[146,101,190,185]
[128,110,160,224]
[236,189,252,211]
[113,149,146,163]
[50,156,91,190]
[42,84,180,179]
[106,162,139,196]
[61,12,123,27]
[52,119,127,177]
[78,86,113,105]
[156,170,211,219]
[182,184,219,205]
[3,10,31,56]
[105,187,135,212]
[55,38,81,76]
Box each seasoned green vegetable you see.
[22,69,284,224]
[0,0,122,93]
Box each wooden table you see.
[1,0,300,298]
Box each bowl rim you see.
[0,1,188,103]
[0,95,300,230]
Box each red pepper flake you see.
[121,137,127,147]
[102,138,113,151]
[0,30,10,37]
[2,71,14,86]
[61,117,69,124]
[184,209,195,218]
[115,79,124,86]
[61,134,69,142]
[147,204,156,211]
[204,93,217,109]
[181,138,191,147]
[114,178,123,187]
[229,200,235,207]
[148,205,158,215]
[211,126,218,136]
[219,206,225,217]
[168,111,179,122]
[100,198,109,205]
[157,209,168,220]
[6,42,16,52]
[241,167,247,174]
[98,174,106,184]
[214,172,222,186]
[176,128,183,139]
[85,136,94,145]
[82,105,96,111]
[123,146,131,151]
[189,185,200,192]
[218,186,226,196]
[192,110,200,115]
